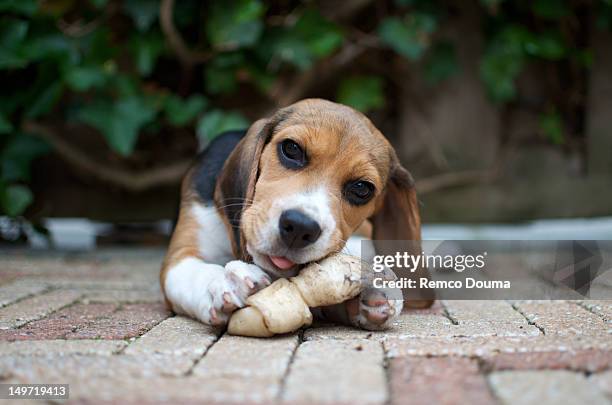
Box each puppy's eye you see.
[278,139,306,169]
[344,180,375,205]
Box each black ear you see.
[214,109,291,260]
[214,119,271,260]
[370,159,435,309]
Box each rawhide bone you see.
[227,253,364,337]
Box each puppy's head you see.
[215,99,420,277]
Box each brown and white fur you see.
[160,99,432,331]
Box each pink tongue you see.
[269,255,295,270]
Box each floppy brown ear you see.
[371,165,420,242]
[370,162,435,309]
[214,118,274,260]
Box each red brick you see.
[0,303,117,341]
[389,357,496,405]
[66,303,170,340]
[483,349,612,373]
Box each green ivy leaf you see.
[1,184,33,217]
[24,81,63,119]
[204,66,238,94]
[337,76,385,113]
[63,65,107,91]
[112,74,140,98]
[19,34,72,63]
[206,0,264,50]
[124,0,159,32]
[0,19,28,47]
[378,14,437,61]
[130,33,165,76]
[164,95,207,127]
[77,97,157,155]
[424,42,459,85]
[480,50,523,102]
[540,109,564,145]
[197,110,249,142]
[294,10,343,58]
[493,25,531,53]
[256,9,342,71]
[203,53,244,94]
[261,31,313,70]
[1,135,49,182]
[524,32,567,60]
[77,28,117,65]
[0,0,38,16]
[480,26,528,102]
[0,18,29,69]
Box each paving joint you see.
[511,301,546,335]
[276,328,304,402]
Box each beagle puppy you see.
[161,99,432,331]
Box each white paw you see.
[205,261,271,326]
[225,260,271,294]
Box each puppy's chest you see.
[192,203,234,265]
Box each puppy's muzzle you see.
[279,209,322,249]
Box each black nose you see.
[279,209,322,249]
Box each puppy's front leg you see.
[164,258,270,326]
[314,261,402,331]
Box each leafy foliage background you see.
[1,0,611,218]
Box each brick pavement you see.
[0,249,610,404]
